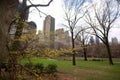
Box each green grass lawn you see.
[20,57,120,80]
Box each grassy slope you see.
[20,57,120,80]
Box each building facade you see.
[55,28,71,49]
[43,15,55,48]
[112,37,118,45]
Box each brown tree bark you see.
[0,0,19,62]
[106,38,113,65]
[71,31,76,65]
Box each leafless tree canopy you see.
[85,0,120,65]
[63,0,87,65]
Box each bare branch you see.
[28,0,47,16]
[84,0,120,65]
[25,0,53,11]
[27,0,53,8]
[74,27,91,40]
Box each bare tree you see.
[63,0,86,65]
[79,26,90,61]
[85,0,120,65]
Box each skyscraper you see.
[95,36,99,44]
[89,36,94,45]
[43,15,55,48]
[112,37,118,45]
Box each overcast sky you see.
[27,0,120,42]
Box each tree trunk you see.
[83,46,87,61]
[106,39,113,65]
[0,0,18,62]
[71,32,76,65]
[82,39,87,61]
[0,0,19,80]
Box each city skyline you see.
[27,0,120,42]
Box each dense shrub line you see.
[24,63,57,74]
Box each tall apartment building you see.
[95,36,100,44]
[112,37,118,45]
[43,15,55,48]
[55,28,71,49]
[55,28,70,42]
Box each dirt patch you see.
[74,68,107,78]
[19,72,81,80]
[56,73,80,80]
